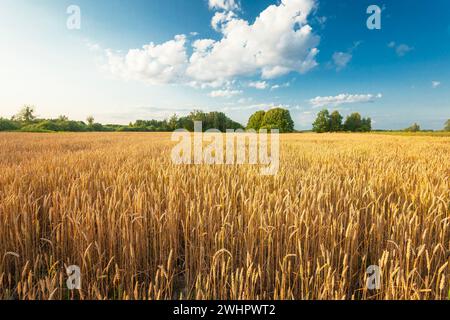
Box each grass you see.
[0,132,448,300]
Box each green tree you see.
[444,119,450,131]
[86,116,95,126]
[207,112,227,132]
[13,105,36,123]
[260,108,294,133]
[168,114,179,131]
[312,109,331,133]
[247,111,266,131]
[174,111,242,132]
[329,111,343,132]
[58,115,69,122]
[404,123,421,132]
[344,113,362,132]
[361,117,372,132]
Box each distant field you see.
[0,133,448,300]
[371,131,450,137]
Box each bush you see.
[36,121,63,132]
[116,126,148,132]
[59,121,87,132]
[20,124,54,133]
[0,118,20,131]
[88,123,114,132]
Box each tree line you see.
[312,109,372,133]
[0,106,243,133]
[1,105,449,133]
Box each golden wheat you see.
[0,132,448,300]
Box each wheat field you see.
[0,132,448,300]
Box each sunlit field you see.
[0,132,448,300]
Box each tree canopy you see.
[246,111,266,131]
[313,110,372,133]
[329,111,344,132]
[12,105,36,123]
[312,109,331,133]
[247,108,294,133]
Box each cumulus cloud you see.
[105,35,188,85]
[211,11,236,31]
[208,0,240,11]
[209,89,243,98]
[432,81,441,88]
[187,0,320,84]
[103,0,320,90]
[248,81,268,90]
[309,93,382,108]
[388,42,413,57]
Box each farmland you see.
[0,132,448,300]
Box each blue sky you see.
[0,0,449,130]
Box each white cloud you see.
[188,79,232,89]
[84,40,101,52]
[187,0,320,84]
[105,35,188,85]
[248,81,268,90]
[211,11,236,31]
[209,89,243,98]
[396,44,413,56]
[309,93,382,108]
[332,52,352,71]
[388,42,413,57]
[271,82,291,90]
[192,38,216,52]
[221,102,291,112]
[208,0,240,11]
[102,0,320,90]
[432,81,441,88]
[331,42,360,71]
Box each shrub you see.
[0,118,20,131]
